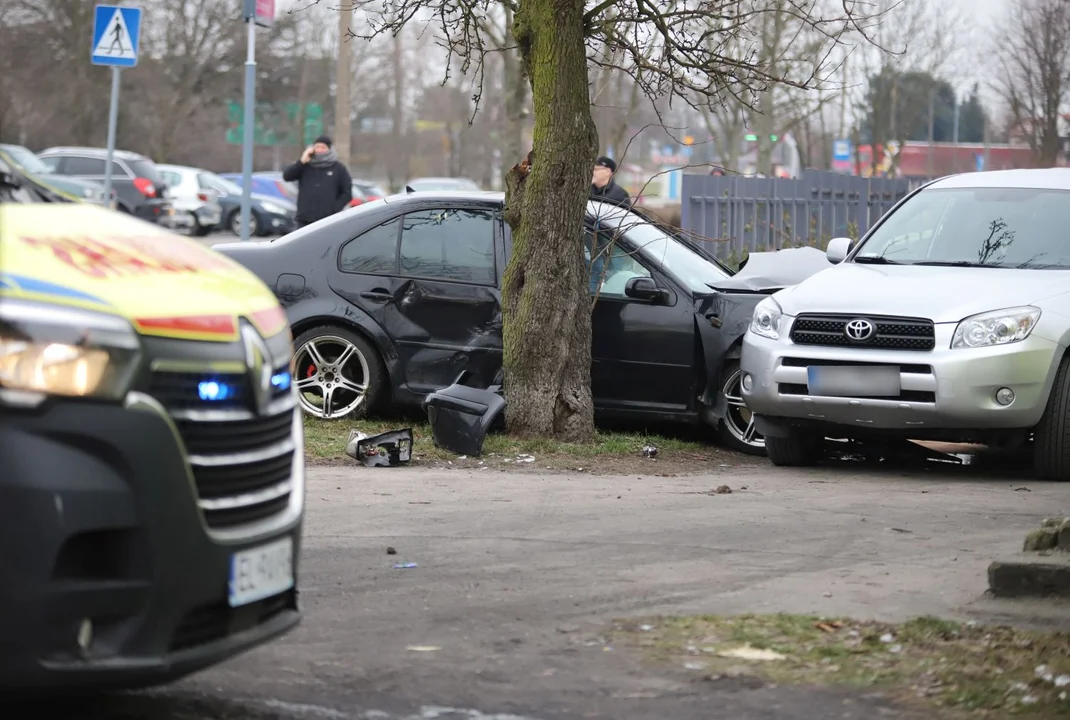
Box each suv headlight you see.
[951,306,1041,349]
[0,299,142,403]
[749,297,784,340]
[260,201,286,215]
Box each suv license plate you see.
[807,365,900,397]
[228,536,294,607]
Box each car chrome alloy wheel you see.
[293,335,370,419]
[722,366,765,450]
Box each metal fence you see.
[681,170,932,264]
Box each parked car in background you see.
[741,169,1070,480]
[220,172,298,204]
[198,171,296,236]
[0,144,115,208]
[349,182,367,208]
[157,164,223,237]
[352,179,388,202]
[38,146,172,225]
[215,191,830,455]
[404,177,481,192]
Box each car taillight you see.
[349,198,363,207]
[133,177,156,197]
[197,192,209,202]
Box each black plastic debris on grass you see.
[345,428,414,467]
[423,370,506,457]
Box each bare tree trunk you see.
[334,2,353,166]
[501,9,528,178]
[388,29,406,190]
[502,0,597,440]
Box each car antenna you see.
[405,185,415,193]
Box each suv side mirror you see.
[826,237,852,264]
[624,276,665,302]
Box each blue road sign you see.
[833,139,852,162]
[92,5,142,68]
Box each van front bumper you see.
[0,394,303,692]
[740,323,1063,432]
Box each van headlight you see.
[951,306,1041,349]
[749,297,784,340]
[0,299,142,403]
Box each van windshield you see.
[855,187,1070,269]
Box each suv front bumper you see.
[0,394,303,692]
[741,322,1063,431]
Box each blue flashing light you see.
[271,371,292,391]
[198,380,237,401]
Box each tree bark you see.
[502,0,597,441]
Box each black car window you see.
[64,156,107,175]
[399,208,496,285]
[339,218,401,275]
[585,226,651,297]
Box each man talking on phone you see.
[282,135,353,229]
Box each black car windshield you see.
[855,187,1070,269]
[1,145,54,176]
[592,204,731,290]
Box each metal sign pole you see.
[103,66,121,202]
[239,18,257,242]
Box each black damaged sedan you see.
[215,191,829,455]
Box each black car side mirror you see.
[624,276,666,302]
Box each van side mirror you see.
[625,276,666,302]
[826,237,852,264]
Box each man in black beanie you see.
[589,155,632,208]
[282,134,353,228]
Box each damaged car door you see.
[587,223,697,417]
[332,206,502,395]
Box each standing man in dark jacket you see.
[282,135,352,228]
[589,156,632,208]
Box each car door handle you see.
[360,289,393,302]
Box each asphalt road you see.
[23,460,1070,719]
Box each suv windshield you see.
[0,145,53,176]
[600,209,731,290]
[855,187,1070,269]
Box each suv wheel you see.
[291,326,384,420]
[1033,355,1070,480]
[764,428,823,467]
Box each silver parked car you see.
[741,168,1070,480]
[157,164,224,236]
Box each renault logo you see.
[241,322,273,415]
[844,318,876,342]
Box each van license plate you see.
[807,366,900,397]
[228,536,294,607]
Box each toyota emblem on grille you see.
[241,322,273,415]
[844,318,876,342]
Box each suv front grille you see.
[791,314,935,351]
[148,363,296,534]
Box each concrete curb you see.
[988,554,1070,599]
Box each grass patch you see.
[302,415,757,474]
[612,614,1070,718]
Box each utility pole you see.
[334,1,353,167]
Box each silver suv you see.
[741,169,1070,480]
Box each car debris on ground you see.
[345,428,414,467]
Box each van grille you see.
[148,364,296,534]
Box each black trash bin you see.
[423,371,506,457]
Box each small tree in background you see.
[350,0,879,441]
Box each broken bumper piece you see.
[345,428,413,467]
[423,372,506,457]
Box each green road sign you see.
[226,101,324,146]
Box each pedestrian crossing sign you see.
[91,5,142,68]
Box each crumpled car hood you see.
[709,246,832,292]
